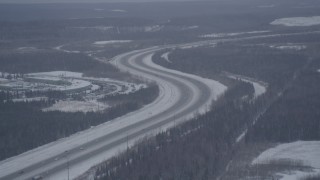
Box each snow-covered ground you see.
[226,72,267,99]
[71,26,113,31]
[270,44,306,50]
[258,4,275,8]
[29,71,83,78]
[161,52,172,63]
[182,26,199,30]
[252,141,320,180]
[17,47,40,53]
[0,78,9,83]
[200,31,270,38]
[43,100,109,113]
[111,9,127,13]
[93,40,132,45]
[12,97,48,103]
[54,45,80,53]
[144,25,163,32]
[271,16,320,26]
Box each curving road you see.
[0,43,226,180]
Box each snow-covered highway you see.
[0,44,226,180]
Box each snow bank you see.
[252,141,320,180]
[200,31,270,38]
[93,40,132,45]
[43,100,109,113]
[271,16,320,27]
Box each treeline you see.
[101,84,159,107]
[153,43,308,90]
[0,51,117,74]
[0,85,159,161]
[93,82,259,180]
[246,68,320,142]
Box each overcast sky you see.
[0,0,194,3]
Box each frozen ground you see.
[111,9,127,13]
[144,25,163,32]
[12,97,48,103]
[252,141,320,180]
[258,4,275,8]
[71,26,113,31]
[29,71,83,78]
[182,25,199,30]
[200,31,270,38]
[17,47,40,53]
[271,16,320,27]
[93,40,132,45]
[43,100,109,113]
[270,44,306,50]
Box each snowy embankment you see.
[271,16,320,26]
[252,141,320,180]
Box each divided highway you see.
[0,44,226,180]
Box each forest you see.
[0,84,159,161]
[93,81,258,180]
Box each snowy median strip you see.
[252,141,320,180]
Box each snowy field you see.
[144,25,163,32]
[271,16,320,26]
[43,100,109,113]
[111,9,127,13]
[93,40,132,45]
[270,44,306,50]
[17,47,41,53]
[1,70,146,112]
[182,25,199,30]
[29,71,83,78]
[252,141,320,180]
[200,31,270,38]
